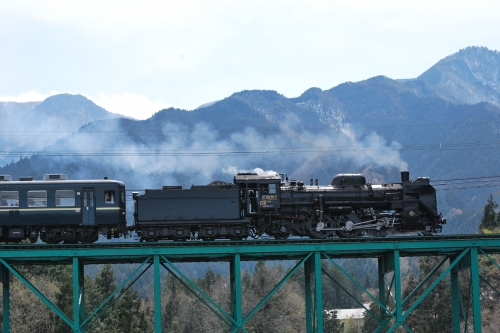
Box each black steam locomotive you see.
[0,171,444,243]
[133,171,445,242]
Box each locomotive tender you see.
[133,171,445,242]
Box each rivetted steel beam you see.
[1,263,10,333]
[154,255,161,333]
[0,258,74,329]
[470,248,482,332]
[230,254,243,332]
[0,236,499,332]
[73,257,84,333]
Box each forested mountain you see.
[1,46,500,234]
[0,94,122,165]
[417,46,500,106]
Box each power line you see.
[1,139,500,158]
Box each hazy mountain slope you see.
[0,94,122,165]
[417,46,500,106]
[0,101,41,154]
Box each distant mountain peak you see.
[417,46,500,106]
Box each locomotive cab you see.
[234,173,281,216]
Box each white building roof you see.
[325,304,371,320]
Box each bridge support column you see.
[470,248,482,332]
[72,257,85,333]
[305,251,323,333]
[451,247,483,332]
[230,254,243,332]
[1,263,10,333]
[393,250,402,328]
[154,255,162,333]
[450,267,461,333]
[377,253,393,330]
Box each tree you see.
[52,266,74,333]
[89,264,152,333]
[344,316,361,333]
[479,194,500,232]
[114,288,152,333]
[361,301,383,333]
[401,256,452,333]
[324,310,343,333]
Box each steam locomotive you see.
[0,171,445,243]
[133,171,445,242]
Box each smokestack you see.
[315,179,319,186]
[401,171,409,183]
[310,179,313,186]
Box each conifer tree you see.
[52,267,74,333]
[324,310,343,333]
[479,194,500,231]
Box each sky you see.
[1,1,499,120]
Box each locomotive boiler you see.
[133,171,445,241]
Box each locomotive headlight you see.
[409,211,415,216]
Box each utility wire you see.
[1,139,500,158]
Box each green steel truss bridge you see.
[2,235,500,332]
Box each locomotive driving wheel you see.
[306,216,334,238]
[336,214,363,238]
[367,227,387,237]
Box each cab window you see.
[104,190,115,204]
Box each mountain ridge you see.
[2,46,500,234]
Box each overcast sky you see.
[1,0,499,119]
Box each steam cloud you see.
[43,117,408,189]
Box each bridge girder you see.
[1,236,500,332]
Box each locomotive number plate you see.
[262,195,277,200]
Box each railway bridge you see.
[1,235,500,332]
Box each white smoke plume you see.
[223,167,279,177]
[42,117,408,189]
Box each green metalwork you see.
[1,236,500,332]
[321,268,378,320]
[470,248,482,332]
[1,263,10,333]
[73,257,84,333]
[377,256,389,332]
[240,254,312,331]
[305,254,313,333]
[154,255,161,333]
[160,257,238,330]
[314,252,323,333]
[305,253,322,333]
[480,276,500,295]
[231,254,243,331]
[82,258,152,330]
[402,255,448,307]
[0,258,74,328]
[325,253,394,321]
[451,267,461,333]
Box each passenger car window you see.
[28,190,47,207]
[104,190,115,204]
[0,191,19,207]
[56,190,75,207]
